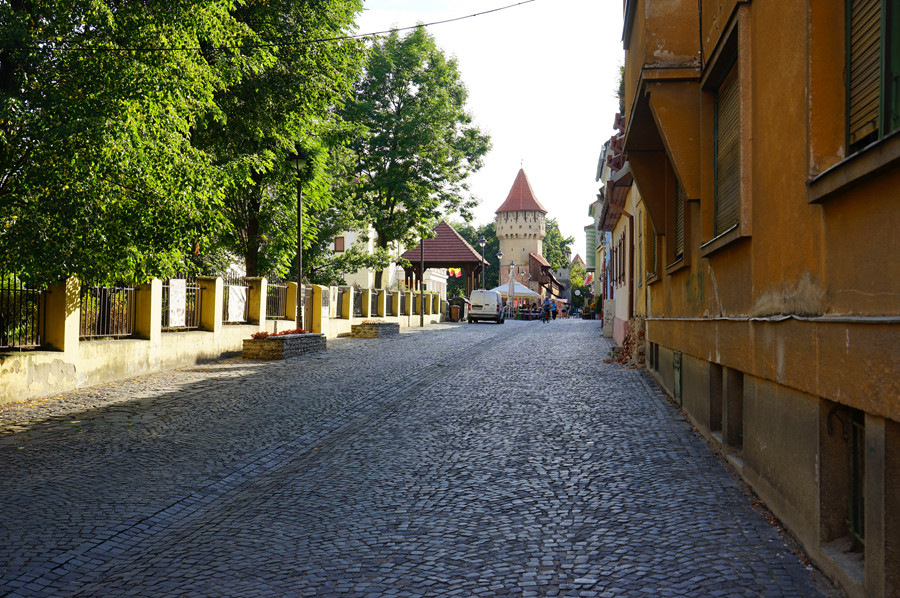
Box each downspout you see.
[622,210,635,321]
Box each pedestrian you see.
[541,297,551,323]
[551,302,558,320]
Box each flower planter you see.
[351,321,400,338]
[242,333,326,360]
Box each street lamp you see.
[287,147,307,329]
[477,235,486,289]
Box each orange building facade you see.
[621,1,899,596]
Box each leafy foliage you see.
[0,0,366,286]
[193,0,366,278]
[341,27,490,285]
[446,220,498,297]
[543,218,575,270]
[1,0,251,285]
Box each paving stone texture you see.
[0,319,837,597]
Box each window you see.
[847,0,900,152]
[848,408,866,551]
[714,64,740,236]
[334,236,345,252]
[674,178,686,261]
[637,212,643,287]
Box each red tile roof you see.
[495,168,547,214]
[529,252,550,267]
[400,221,487,265]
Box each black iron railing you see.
[222,274,249,324]
[353,287,363,318]
[162,276,202,330]
[80,282,135,340]
[267,281,288,320]
[0,274,43,349]
[303,287,314,330]
[370,289,379,317]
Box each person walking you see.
[551,302,558,320]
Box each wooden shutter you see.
[715,65,740,236]
[675,178,686,259]
[848,0,882,148]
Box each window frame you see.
[699,6,753,257]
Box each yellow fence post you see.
[247,277,267,324]
[198,276,223,334]
[43,277,80,356]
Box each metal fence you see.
[353,287,363,318]
[370,289,380,317]
[384,291,394,316]
[399,291,406,315]
[336,287,347,318]
[80,282,135,340]
[162,276,202,330]
[0,274,44,349]
[304,287,314,330]
[267,281,288,320]
[222,274,249,324]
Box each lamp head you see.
[477,235,486,248]
[287,145,308,170]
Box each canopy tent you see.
[488,281,541,300]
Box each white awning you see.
[488,282,541,299]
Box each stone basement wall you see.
[242,333,327,360]
[351,322,400,338]
[615,316,646,367]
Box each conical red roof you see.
[495,168,547,214]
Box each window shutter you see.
[675,178,686,260]
[848,0,882,148]
[715,65,740,236]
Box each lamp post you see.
[287,148,307,329]
[477,234,486,289]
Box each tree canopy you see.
[193,0,366,278]
[0,0,365,286]
[543,218,575,270]
[446,220,499,297]
[341,27,490,285]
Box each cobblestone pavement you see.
[0,319,837,597]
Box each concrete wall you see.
[1,279,444,406]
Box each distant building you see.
[494,168,562,299]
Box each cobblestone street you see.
[0,319,836,597]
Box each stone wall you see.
[351,322,400,338]
[241,334,326,360]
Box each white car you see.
[468,289,505,324]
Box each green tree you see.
[446,220,498,297]
[0,0,254,286]
[193,0,366,278]
[569,259,586,288]
[543,218,575,270]
[341,27,491,287]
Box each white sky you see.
[354,0,625,260]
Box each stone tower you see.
[495,168,547,285]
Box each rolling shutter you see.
[675,178,686,260]
[715,65,740,236]
[848,0,882,148]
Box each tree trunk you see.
[245,213,260,277]
[373,232,388,289]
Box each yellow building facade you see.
[622,1,899,596]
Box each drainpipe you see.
[622,210,635,321]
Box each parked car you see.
[468,289,504,324]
